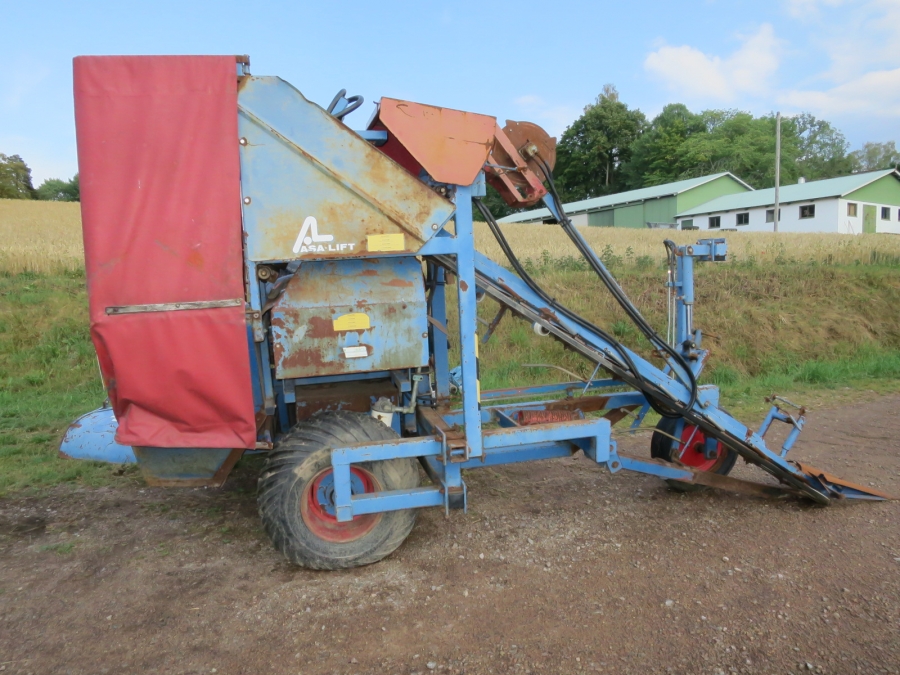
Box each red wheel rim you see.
[300,467,382,543]
[676,425,723,472]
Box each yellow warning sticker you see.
[332,313,371,332]
[367,233,405,252]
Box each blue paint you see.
[58,405,135,464]
[269,257,429,380]
[454,185,483,459]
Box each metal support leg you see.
[454,185,483,458]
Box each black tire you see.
[650,415,738,493]
[258,411,420,570]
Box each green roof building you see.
[675,170,900,234]
[498,173,752,228]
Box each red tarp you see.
[74,56,256,449]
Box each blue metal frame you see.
[62,66,889,510]
[227,81,888,515]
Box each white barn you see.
[675,169,900,234]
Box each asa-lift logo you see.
[292,216,356,254]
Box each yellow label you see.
[332,313,371,332]
[367,233,405,252]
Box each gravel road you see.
[1,395,898,675]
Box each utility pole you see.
[774,112,781,233]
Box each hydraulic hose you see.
[475,197,693,418]
[533,157,699,416]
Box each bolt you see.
[239,137,248,146]
[243,197,251,204]
[431,223,439,230]
[422,332,428,338]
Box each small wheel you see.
[650,415,738,492]
[258,411,420,570]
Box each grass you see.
[0,272,120,495]
[0,200,899,494]
[3,262,897,496]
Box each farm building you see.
[676,169,900,234]
[498,173,751,228]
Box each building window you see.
[882,207,891,221]
[709,216,721,229]
[765,208,781,223]
[681,219,695,230]
[736,212,750,226]
[799,204,815,219]
[847,202,858,217]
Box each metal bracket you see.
[106,298,243,315]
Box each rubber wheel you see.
[258,411,420,570]
[650,415,738,493]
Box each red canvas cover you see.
[74,56,256,449]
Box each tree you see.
[621,103,706,189]
[849,141,900,172]
[789,113,852,180]
[666,111,800,188]
[0,154,36,199]
[553,85,646,201]
[36,173,80,202]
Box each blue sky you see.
[3,0,898,184]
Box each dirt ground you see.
[1,395,899,675]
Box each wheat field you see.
[0,199,84,274]
[3,198,900,274]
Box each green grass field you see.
[2,256,899,496]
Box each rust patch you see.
[384,278,414,288]
[360,268,379,276]
[518,409,582,425]
[546,396,610,413]
[281,346,330,372]
[307,315,336,339]
[186,250,204,270]
[459,280,469,292]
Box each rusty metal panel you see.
[371,98,496,186]
[132,447,243,487]
[517,409,583,425]
[270,257,429,379]
[237,77,454,262]
[295,380,399,422]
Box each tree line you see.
[483,85,899,217]
[0,154,79,202]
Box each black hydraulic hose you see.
[475,199,628,365]
[475,198,690,418]
[534,158,699,416]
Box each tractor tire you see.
[258,411,420,570]
[650,415,739,493]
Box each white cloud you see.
[778,0,900,122]
[785,0,847,19]
[779,67,900,116]
[644,24,782,103]
[817,0,900,82]
[642,3,900,130]
[510,95,581,137]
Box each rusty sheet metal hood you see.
[370,98,496,187]
[238,78,454,262]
